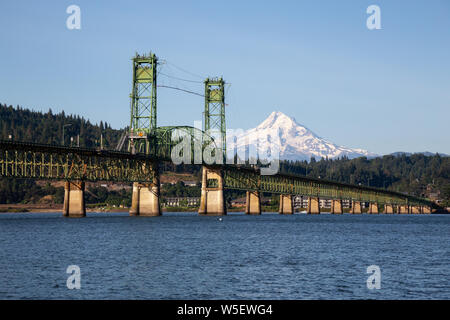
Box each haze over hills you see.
[228,111,378,161]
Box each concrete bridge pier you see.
[129,181,161,216]
[63,181,86,218]
[307,197,320,214]
[129,161,161,217]
[411,206,422,214]
[330,199,343,214]
[398,205,410,214]
[245,191,261,215]
[368,202,379,214]
[199,166,226,216]
[279,194,293,214]
[384,204,394,214]
[351,201,362,214]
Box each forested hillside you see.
[0,103,449,207]
[0,104,124,148]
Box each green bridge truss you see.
[153,126,216,160]
[0,51,435,209]
[0,139,433,207]
[221,166,433,207]
[0,140,156,182]
[0,125,212,182]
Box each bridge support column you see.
[279,194,293,214]
[368,202,379,214]
[330,199,343,214]
[422,206,431,214]
[307,197,320,214]
[351,201,362,214]
[130,162,161,217]
[199,166,226,216]
[63,181,86,218]
[245,191,261,215]
[129,181,161,216]
[384,204,394,214]
[398,205,410,214]
[411,206,422,214]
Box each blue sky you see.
[0,0,449,155]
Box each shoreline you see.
[1,204,448,214]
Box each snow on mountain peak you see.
[228,111,377,161]
[257,111,297,130]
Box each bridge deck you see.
[0,140,433,207]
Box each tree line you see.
[0,104,124,148]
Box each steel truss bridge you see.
[0,139,432,207]
[0,51,435,213]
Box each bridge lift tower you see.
[204,77,226,161]
[200,78,228,216]
[128,52,158,155]
[128,52,161,216]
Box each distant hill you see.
[390,152,449,157]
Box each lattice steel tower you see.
[128,52,157,154]
[204,77,226,159]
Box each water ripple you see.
[0,212,449,299]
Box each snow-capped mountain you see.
[227,111,377,161]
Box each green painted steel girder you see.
[153,126,217,162]
[0,140,156,183]
[220,165,433,207]
[0,140,434,207]
[0,125,218,181]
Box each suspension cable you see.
[159,72,204,84]
[165,61,205,80]
[157,85,205,97]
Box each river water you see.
[0,212,449,299]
